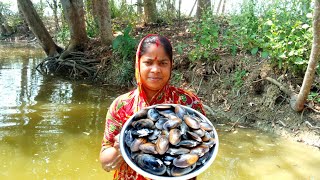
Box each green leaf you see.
[251,47,259,55]
[212,42,219,49]
[261,51,269,58]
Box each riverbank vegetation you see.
[1,0,319,148]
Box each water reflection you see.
[0,43,319,179]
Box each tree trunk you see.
[216,0,223,14]
[197,0,211,18]
[189,0,198,17]
[222,0,227,14]
[93,0,113,45]
[143,0,157,23]
[46,0,59,33]
[291,0,320,111]
[61,0,88,52]
[137,0,143,15]
[17,0,62,57]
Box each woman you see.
[100,34,205,180]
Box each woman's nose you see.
[150,64,160,73]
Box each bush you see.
[111,26,137,85]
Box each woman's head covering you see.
[134,34,173,109]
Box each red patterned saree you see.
[102,35,205,180]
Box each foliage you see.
[111,26,138,85]
[188,0,313,75]
[258,0,313,74]
[110,0,139,27]
[56,24,70,46]
[189,12,220,62]
[233,69,248,90]
[308,91,320,104]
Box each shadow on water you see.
[0,42,319,179]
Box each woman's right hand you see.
[100,134,124,172]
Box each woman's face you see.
[139,44,171,92]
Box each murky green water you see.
[0,42,319,179]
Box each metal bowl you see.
[119,104,219,180]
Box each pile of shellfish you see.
[122,104,217,177]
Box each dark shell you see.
[130,138,147,152]
[187,131,202,142]
[134,109,148,120]
[193,129,205,137]
[166,148,190,156]
[163,118,182,131]
[171,163,196,177]
[156,135,169,155]
[155,118,169,130]
[173,153,199,168]
[139,142,158,154]
[169,129,182,145]
[180,121,189,135]
[183,115,200,129]
[202,138,216,148]
[202,131,212,142]
[148,129,161,140]
[175,105,187,120]
[197,151,210,165]
[131,128,154,137]
[177,140,200,148]
[125,129,134,147]
[147,108,161,121]
[190,145,209,157]
[200,122,214,131]
[131,119,154,129]
[135,154,167,176]
[155,104,174,111]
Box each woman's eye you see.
[161,62,169,66]
[144,61,152,65]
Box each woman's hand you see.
[100,134,124,172]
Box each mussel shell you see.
[171,163,196,177]
[148,129,161,140]
[163,155,175,166]
[131,128,154,137]
[190,145,209,157]
[180,121,189,135]
[155,104,174,111]
[187,131,202,142]
[156,135,169,155]
[197,151,210,165]
[169,129,182,145]
[130,138,147,152]
[139,142,158,154]
[135,154,167,176]
[131,119,154,129]
[200,122,214,131]
[202,138,216,148]
[163,119,182,131]
[166,148,190,156]
[155,118,168,130]
[134,109,148,120]
[177,140,200,148]
[193,129,205,137]
[147,108,161,121]
[175,105,187,120]
[125,129,134,147]
[173,153,199,168]
[202,131,212,142]
[183,115,200,129]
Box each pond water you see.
[0,42,319,179]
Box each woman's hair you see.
[139,35,173,62]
